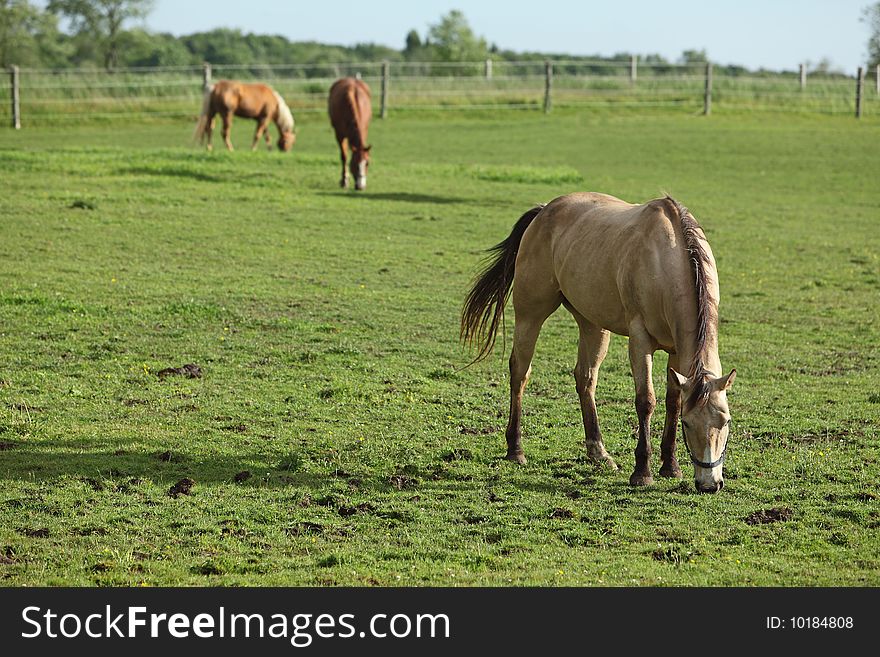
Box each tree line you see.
[1,2,877,74]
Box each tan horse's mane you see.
[663,196,717,410]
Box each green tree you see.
[0,0,70,67]
[118,29,192,67]
[678,49,708,65]
[47,0,153,70]
[404,28,421,58]
[863,2,880,69]
[425,10,488,62]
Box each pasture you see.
[0,108,878,586]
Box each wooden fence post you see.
[10,65,20,129]
[855,67,864,119]
[485,59,493,80]
[799,63,806,90]
[380,60,389,119]
[544,60,553,113]
[703,62,713,115]
[202,61,212,91]
[630,54,637,84]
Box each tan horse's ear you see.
[668,368,688,389]
[715,369,736,391]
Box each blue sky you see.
[142,0,872,72]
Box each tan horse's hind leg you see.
[627,320,657,486]
[205,114,216,151]
[659,353,684,478]
[570,312,618,470]
[505,284,561,464]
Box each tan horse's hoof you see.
[588,454,618,471]
[505,452,527,465]
[629,472,654,487]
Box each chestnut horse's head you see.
[278,131,296,152]
[350,144,371,190]
[670,368,736,493]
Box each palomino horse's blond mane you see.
[662,196,718,411]
[272,90,295,134]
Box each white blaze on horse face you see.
[353,159,367,190]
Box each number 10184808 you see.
[766,616,854,629]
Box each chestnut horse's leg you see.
[627,321,657,486]
[571,313,618,470]
[221,111,234,151]
[337,138,349,188]
[659,353,683,478]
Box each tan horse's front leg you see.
[252,117,270,151]
[221,112,234,151]
[628,323,657,486]
[659,353,684,478]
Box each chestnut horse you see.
[328,77,372,190]
[461,193,737,493]
[194,80,295,152]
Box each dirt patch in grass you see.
[0,441,16,450]
[21,528,50,538]
[222,423,248,433]
[441,448,474,461]
[157,363,202,380]
[286,522,325,536]
[233,470,252,483]
[458,426,495,436]
[168,478,195,498]
[192,561,222,576]
[388,474,419,490]
[338,502,376,517]
[549,508,575,520]
[651,545,697,565]
[744,507,793,525]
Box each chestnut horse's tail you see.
[460,205,545,363]
[193,84,215,144]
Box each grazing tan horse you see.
[328,77,372,190]
[194,80,295,152]
[461,193,737,493]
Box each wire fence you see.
[2,59,879,126]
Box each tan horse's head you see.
[350,144,371,190]
[278,131,296,152]
[670,368,736,493]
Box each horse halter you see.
[680,420,730,469]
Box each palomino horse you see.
[328,77,372,190]
[194,80,295,152]
[461,193,736,493]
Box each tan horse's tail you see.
[460,205,545,363]
[192,85,214,145]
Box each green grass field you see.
[1,108,878,586]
